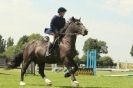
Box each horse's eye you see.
[76,23,80,25]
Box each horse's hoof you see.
[72,81,79,87]
[64,72,71,78]
[20,81,26,86]
[45,78,52,86]
[46,83,52,86]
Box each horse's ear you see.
[71,16,75,22]
[79,17,81,21]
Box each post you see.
[117,60,120,70]
[26,62,35,75]
[52,64,58,72]
[86,50,89,68]
[93,50,96,75]
[86,50,96,76]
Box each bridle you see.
[58,21,79,35]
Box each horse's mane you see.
[61,17,78,33]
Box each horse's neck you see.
[60,22,77,49]
[61,30,77,49]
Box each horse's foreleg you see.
[38,63,52,86]
[71,59,79,87]
[69,59,78,81]
[71,59,78,74]
[64,59,79,87]
[64,59,78,78]
[71,59,79,86]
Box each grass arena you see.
[0,1,133,88]
[0,69,133,88]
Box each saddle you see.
[50,37,59,51]
[44,28,55,34]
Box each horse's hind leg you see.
[38,63,52,86]
[20,59,31,86]
[38,63,45,78]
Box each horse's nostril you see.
[86,31,88,34]
[84,30,88,35]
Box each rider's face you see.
[59,12,65,17]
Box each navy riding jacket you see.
[45,15,66,34]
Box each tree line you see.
[75,38,133,67]
[0,34,44,58]
[0,34,132,67]
[74,38,115,67]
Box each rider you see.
[45,7,67,56]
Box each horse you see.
[7,17,88,87]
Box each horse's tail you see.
[7,52,23,69]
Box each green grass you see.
[0,69,133,88]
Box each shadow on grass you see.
[28,83,45,87]
[55,86,111,88]
[22,84,111,88]
[25,83,111,88]
[27,84,53,88]
[0,72,11,75]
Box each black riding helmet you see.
[58,7,67,13]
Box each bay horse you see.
[8,17,88,87]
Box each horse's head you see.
[68,17,88,36]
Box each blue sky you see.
[0,0,133,62]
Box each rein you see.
[59,33,78,35]
[58,22,78,35]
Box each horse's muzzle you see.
[83,30,88,36]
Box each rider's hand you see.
[51,33,55,35]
